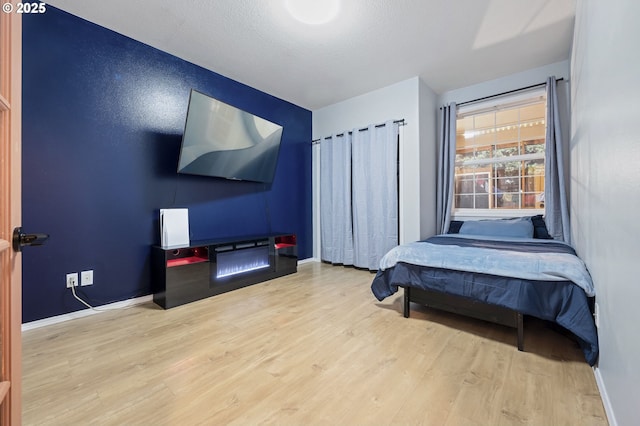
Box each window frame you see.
[453,87,547,218]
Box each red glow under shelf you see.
[275,243,295,249]
[167,257,208,267]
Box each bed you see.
[370,216,599,366]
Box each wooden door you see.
[0,4,22,425]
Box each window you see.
[455,89,547,214]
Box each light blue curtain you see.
[352,121,399,270]
[320,133,354,265]
[436,103,457,234]
[545,76,571,243]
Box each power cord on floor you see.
[69,283,137,312]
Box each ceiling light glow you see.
[284,0,340,25]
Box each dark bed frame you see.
[403,286,524,351]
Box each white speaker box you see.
[160,208,190,248]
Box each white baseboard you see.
[593,366,618,426]
[21,295,153,332]
[23,259,321,332]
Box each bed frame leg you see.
[403,287,410,318]
[517,313,524,351]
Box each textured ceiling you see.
[45,0,576,110]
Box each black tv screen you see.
[177,89,284,183]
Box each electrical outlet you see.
[81,270,93,286]
[66,272,78,288]
[594,302,600,328]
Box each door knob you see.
[12,227,49,252]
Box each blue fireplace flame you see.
[216,246,270,278]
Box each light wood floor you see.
[22,262,607,425]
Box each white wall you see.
[419,78,438,237]
[312,77,437,259]
[570,1,640,425]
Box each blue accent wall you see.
[22,7,312,322]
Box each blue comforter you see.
[378,234,594,297]
[371,235,599,365]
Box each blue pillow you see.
[458,217,534,238]
[531,215,553,239]
[447,220,464,234]
[448,216,552,239]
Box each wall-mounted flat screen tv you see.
[177,89,284,183]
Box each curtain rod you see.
[441,77,564,109]
[311,119,405,144]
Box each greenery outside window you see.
[455,89,547,215]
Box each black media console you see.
[152,233,297,309]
